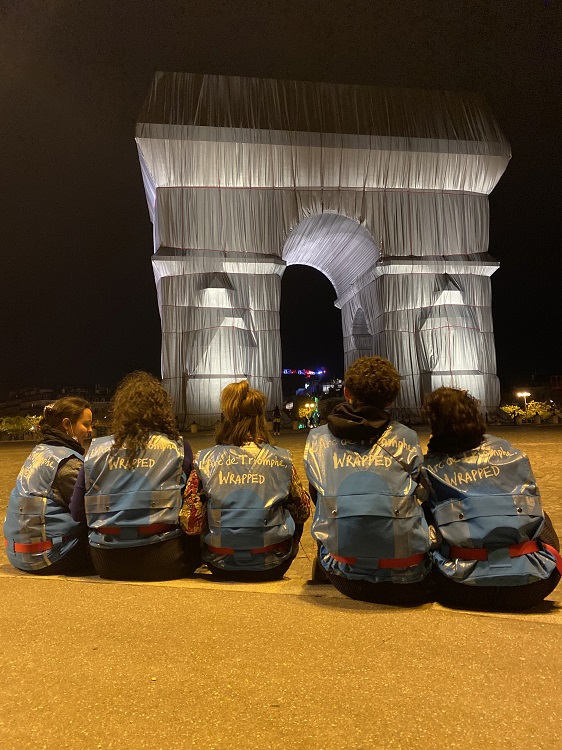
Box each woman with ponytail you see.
[4,397,94,574]
[180,380,311,581]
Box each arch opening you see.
[282,213,380,299]
[280,213,379,391]
[280,264,343,383]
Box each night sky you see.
[1,0,560,397]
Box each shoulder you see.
[85,436,114,460]
[480,434,526,462]
[195,445,222,467]
[147,432,183,451]
[388,422,421,446]
[57,455,83,479]
[40,443,84,463]
[89,435,114,450]
[305,424,331,445]
[265,443,291,460]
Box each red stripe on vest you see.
[331,552,426,568]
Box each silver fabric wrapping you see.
[136,73,510,425]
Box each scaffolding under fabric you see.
[136,72,510,425]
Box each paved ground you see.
[1,426,561,749]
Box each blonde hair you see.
[215,381,272,446]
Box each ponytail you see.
[215,381,272,446]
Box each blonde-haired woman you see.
[181,381,310,581]
[4,397,94,575]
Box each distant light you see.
[283,367,327,376]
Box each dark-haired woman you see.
[180,381,311,581]
[304,356,432,606]
[70,371,199,580]
[4,398,95,575]
[422,387,561,611]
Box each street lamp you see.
[516,391,530,412]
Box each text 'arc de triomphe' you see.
[136,72,510,425]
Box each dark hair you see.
[344,356,400,408]
[423,387,485,454]
[37,397,91,437]
[215,381,271,446]
[110,371,179,464]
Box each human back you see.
[422,387,561,609]
[77,371,198,580]
[4,396,93,574]
[182,380,310,580]
[304,356,431,604]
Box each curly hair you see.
[215,380,272,446]
[344,356,400,408]
[110,371,179,464]
[423,387,485,453]
[38,397,91,437]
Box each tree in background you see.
[500,401,561,422]
[0,415,40,440]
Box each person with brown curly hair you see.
[423,387,561,610]
[304,356,432,605]
[180,380,311,581]
[4,397,95,575]
[70,371,199,580]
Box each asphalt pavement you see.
[1,427,561,749]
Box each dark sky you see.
[1,0,560,396]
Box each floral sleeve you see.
[285,465,312,525]
[179,468,208,535]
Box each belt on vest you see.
[96,523,178,536]
[449,540,562,574]
[330,552,426,568]
[4,536,70,553]
[207,540,291,556]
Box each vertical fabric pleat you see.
[136,73,509,424]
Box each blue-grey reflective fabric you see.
[304,423,430,583]
[195,443,294,571]
[84,433,184,548]
[3,445,84,571]
[422,435,556,586]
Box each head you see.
[344,356,400,409]
[215,380,271,446]
[110,371,179,459]
[423,387,485,448]
[38,397,93,447]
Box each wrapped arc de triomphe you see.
[135,72,511,426]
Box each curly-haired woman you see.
[180,380,311,581]
[70,371,199,580]
[4,397,94,575]
[422,387,561,610]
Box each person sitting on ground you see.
[4,397,95,575]
[422,387,561,611]
[70,371,199,581]
[180,380,311,582]
[304,356,432,605]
